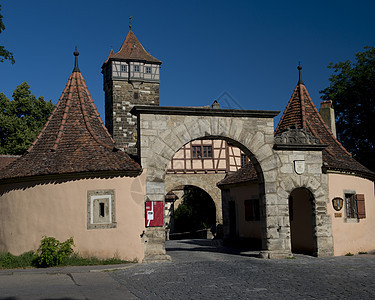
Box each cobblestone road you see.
[111,239,375,300]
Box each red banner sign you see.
[145,201,163,227]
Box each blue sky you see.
[1,0,374,126]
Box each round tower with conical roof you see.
[102,28,161,155]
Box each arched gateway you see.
[132,106,334,261]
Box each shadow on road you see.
[0,298,80,300]
[166,239,261,258]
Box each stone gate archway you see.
[132,106,284,261]
[132,106,334,261]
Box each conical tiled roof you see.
[105,30,161,64]
[0,51,141,182]
[219,65,374,186]
[275,65,374,179]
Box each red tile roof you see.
[217,162,258,187]
[105,30,161,64]
[275,69,373,179]
[0,155,20,170]
[0,52,141,182]
[219,67,374,186]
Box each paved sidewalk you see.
[0,264,138,300]
[1,240,375,299]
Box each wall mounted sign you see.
[145,201,163,227]
[294,160,305,175]
[332,197,344,211]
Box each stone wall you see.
[133,107,281,261]
[273,150,333,257]
[104,80,159,154]
[134,106,334,260]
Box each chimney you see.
[212,100,220,109]
[319,100,337,137]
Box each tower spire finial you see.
[129,16,132,30]
[297,61,304,85]
[73,46,80,72]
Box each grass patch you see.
[60,253,134,266]
[345,252,354,256]
[358,251,368,255]
[0,251,35,269]
[0,251,134,269]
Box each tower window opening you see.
[146,66,151,74]
[121,65,127,72]
[134,65,140,72]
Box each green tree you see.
[0,82,54,155]
[320,46,375,171]
[0,4,15,64]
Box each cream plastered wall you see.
[228,183,261,239]
[0,172,146,261]
[328,173,375,256]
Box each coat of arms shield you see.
[294,160,305,175]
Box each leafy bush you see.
[34,236,75,267]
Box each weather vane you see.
[129,16,133,30]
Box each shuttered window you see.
[345,193,357,218]
[345,193,366,219]
[356,194,366,219]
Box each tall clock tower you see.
[102,28,161,155]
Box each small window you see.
[192,146,201,158]
[121,65,127,72]
[345,193,366,219]
[245,199,260,221]
[345,193,357,218]
[87,190,116,229]
[192,145,212,159]
[146,66,151,74]
[99,202,105,217]
[203,146,212,158]
[241,153,248,167]
[134,65,140,72]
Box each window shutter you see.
[356,194,366,219]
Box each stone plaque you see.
[334,213,342,218]
[294,160,305,175]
